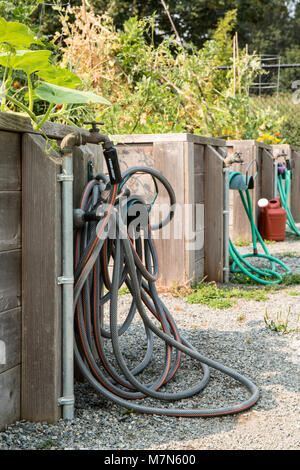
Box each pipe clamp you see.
[57,174,74,182]
[58,396,75,406]
[57,276,74,285]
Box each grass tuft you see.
[186,282,269,309]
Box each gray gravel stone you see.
[0,237,299,451]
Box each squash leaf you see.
[37,66,82,89]
[0,17,43,48]
[34,81,111,106]
[0,50,51,74]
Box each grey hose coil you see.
[73,167,259,417]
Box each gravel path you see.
[0,236,299,451]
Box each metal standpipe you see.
[58,149,75,420]
[57,126,116,420]
[273,160,278,199]
[223,167,230,283]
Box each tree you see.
[87,0,296,52]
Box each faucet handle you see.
[83,121,105,132]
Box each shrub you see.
[55,6,283,138]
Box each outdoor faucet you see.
[223,151,244,167]
[60,121,123,185]
[82,120,114,150]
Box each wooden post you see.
[22,133,62,423]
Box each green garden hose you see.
[277,168,300,237]
[229,171,290,285]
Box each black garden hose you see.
[73,167,259,417]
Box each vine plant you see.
[0,16,110,131]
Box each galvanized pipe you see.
[273,160,278,198]
[58,128,115,420]
[223,167,230,283]
[59,150,75,420]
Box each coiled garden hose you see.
[277,168,300,237]
[229,171,290,285]
[73,166,260,417]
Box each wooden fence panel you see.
[0,308,21,375]
[204,145,224,282]
[0,192,21,252]
[73,143,103,208]
[227,141,256,241]
[193,144,205,280]
[226,140,274,242]
[116,136,223,285]
[152,141,186,286]
[260,148,275,202]
[0,131,21,190]
[0,251,21,314]
[0,366,20,430]
[0,129,22,430]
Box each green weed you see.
[118,286,130,295]
[232,271,300,288]
[263,239,276,245]
[186,283,269,309]
[120,408,134,415]
[288,290,300,296]
[264,306,300,334]
[234,238,251,247]
[281,274,300,286]
[232,273,280,288]
[276,251,300,258]
[37,439,61,450]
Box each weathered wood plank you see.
[153,141,186,287]
[0,308,21,374]
[0,111,82,140]
[231,141,255,241]
[112,133,226,146]
[184,141,195,281]
[22,133,62,423]
[0,191,21,252]
[0,131,21,190]
[204,145,224,282]
[183,142,205,282]
[117,143,154,172]
[0,365,20,430]
[73,143,103,208]
[260,148,275,201]
[226,140,271,241]
[0,250,21,314]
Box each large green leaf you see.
[37,66,82,89]
[0,50,51,74]
[0,17,43,48]
[34,81,111,106]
